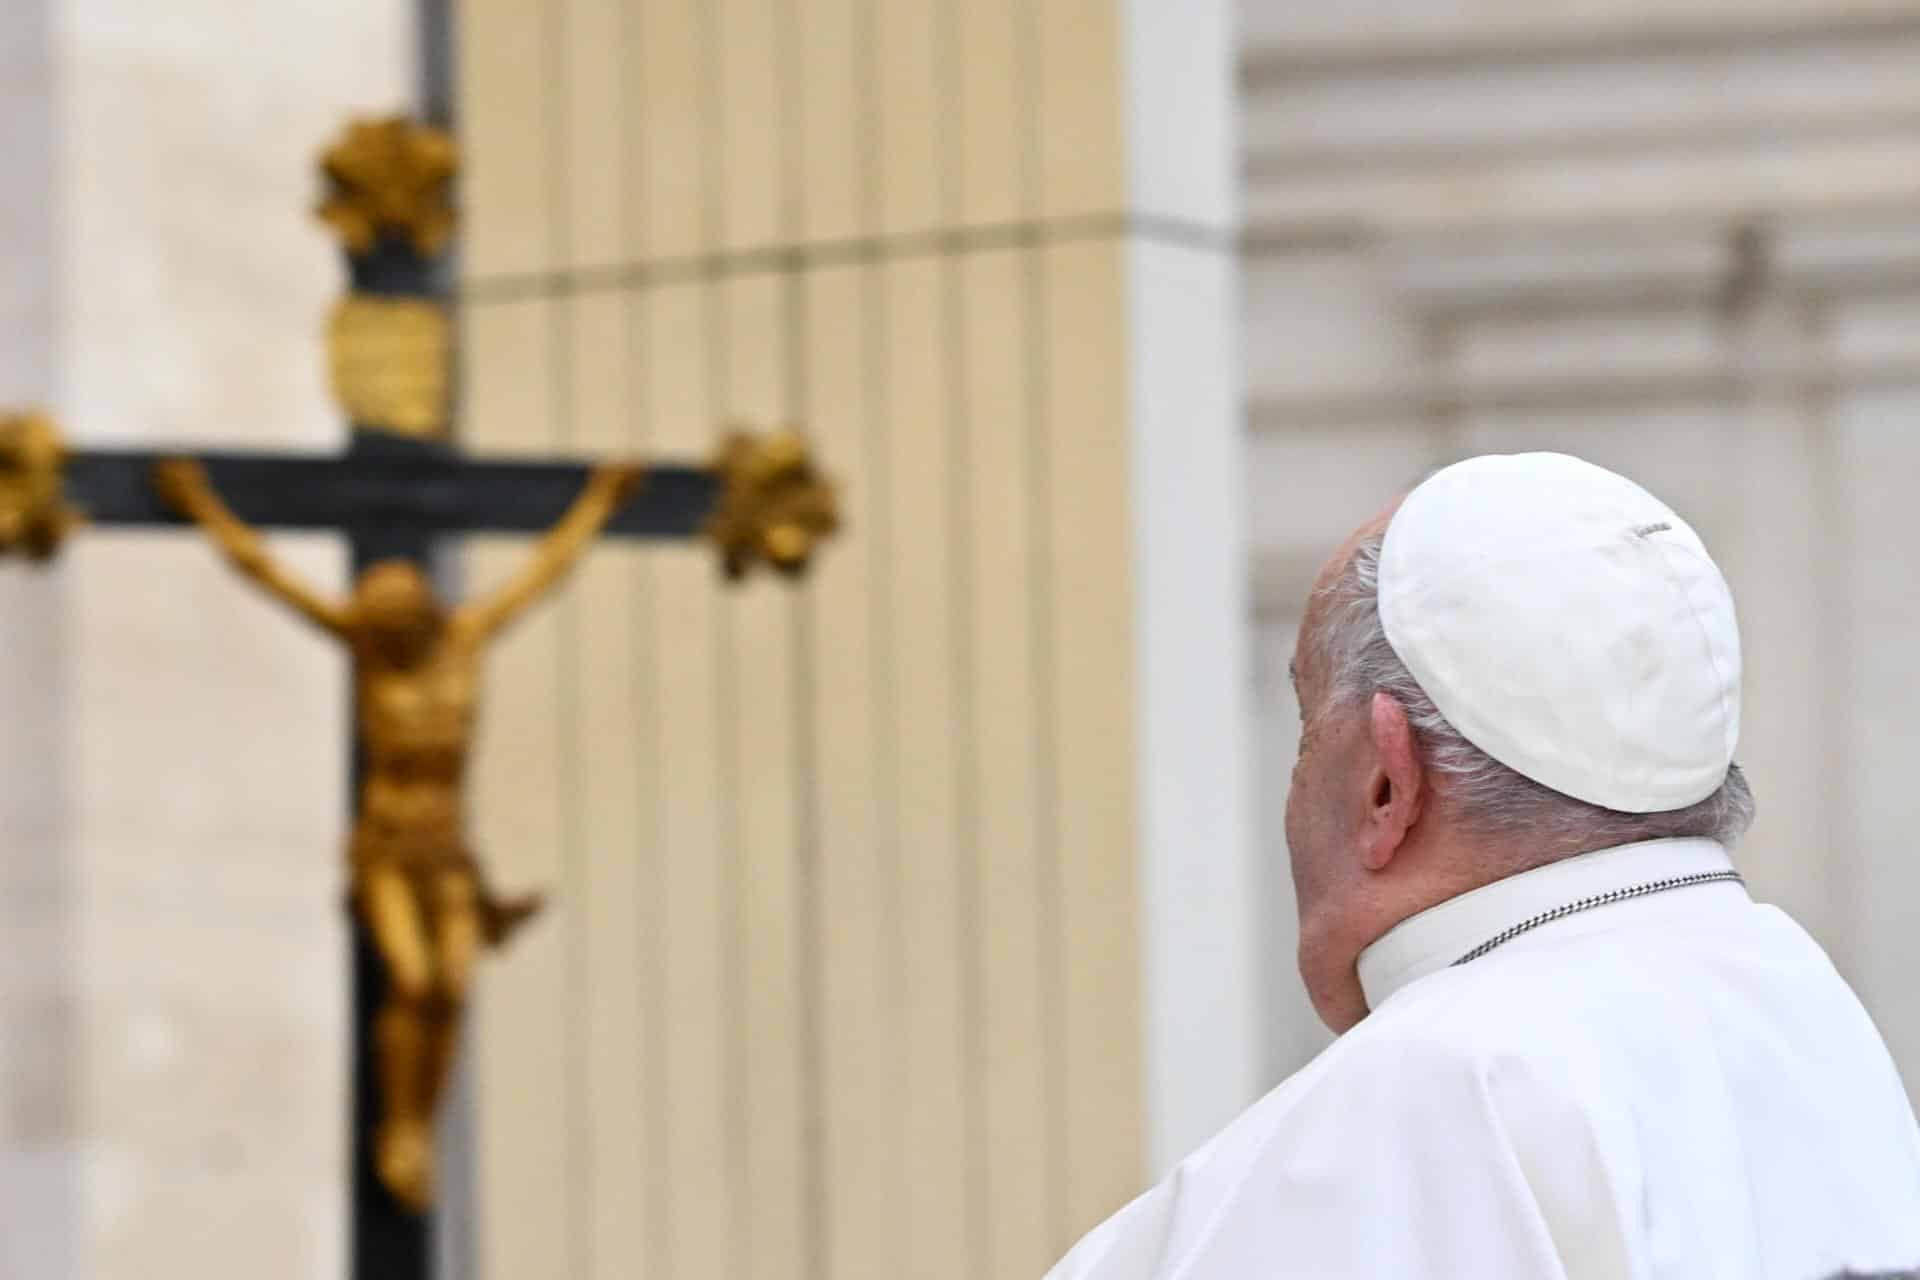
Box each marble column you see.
[0,4,412,1276]
[0,6,77,1275]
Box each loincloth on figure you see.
[347,822,536,946]
[351,818,472,879]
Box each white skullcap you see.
[1378,452,1741,814]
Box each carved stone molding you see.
[1242,5,1920,237]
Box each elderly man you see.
[1049,453,1920,1278]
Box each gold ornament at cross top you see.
[316,117,458,258]
[0,411,80,561]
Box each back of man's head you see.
[1311,525,1755,872]
[1285,453,1756,1029]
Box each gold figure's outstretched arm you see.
[153,458,352,636]
[458,461,643,643]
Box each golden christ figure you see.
[154,457,642,1210]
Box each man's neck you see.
[1312,829,1592,1032]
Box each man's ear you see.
[1358,692,1424,871]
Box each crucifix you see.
[0,117,839,1278]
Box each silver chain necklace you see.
[1452,869,1745,967]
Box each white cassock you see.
[1048,837,1920,1279]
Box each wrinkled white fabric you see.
[1047,840,1920,1280]
[1379,453,1742,812]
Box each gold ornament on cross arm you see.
[705,429,842,581]
[0,411,81,561]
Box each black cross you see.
[2,117,833,1280]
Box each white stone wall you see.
[0,5,411,1277]
[1241,0,1920,1097]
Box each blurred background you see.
[2,1,1918,1277]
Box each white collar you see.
[1356,837,1742,1011]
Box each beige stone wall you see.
[454,2,1250,1276]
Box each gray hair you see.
[1312,533,1755,854]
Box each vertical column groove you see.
[544,4,591,1275]
[779,0,829,1273]
[854,3,912,1277]
[936,0,990,1274]
[697,0,752,1273]
[1015,0,1070,1252]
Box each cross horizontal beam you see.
[66,444,721,540]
